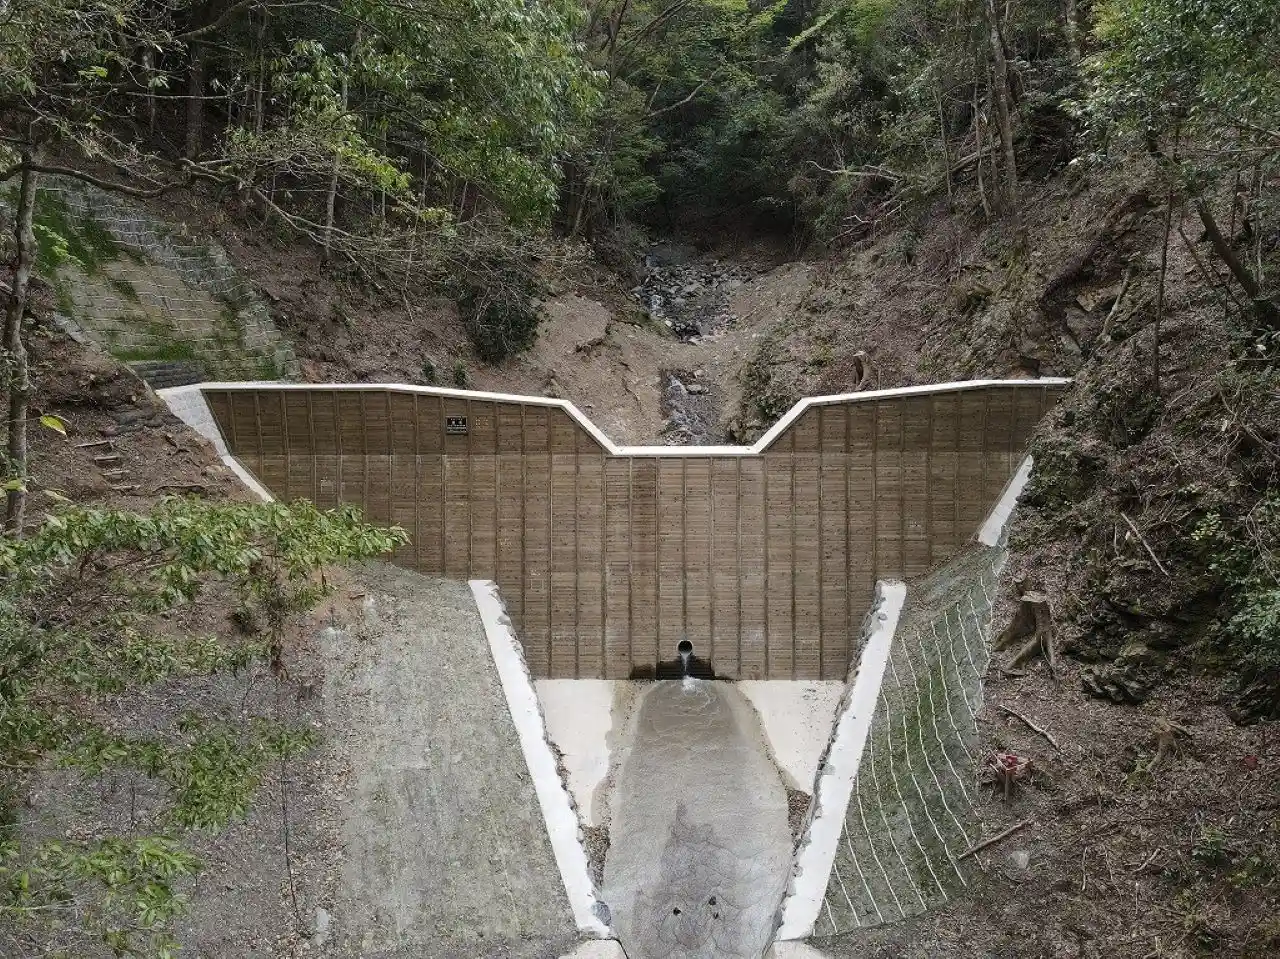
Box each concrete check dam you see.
[189,378,1066,681]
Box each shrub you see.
[458,268,541,363]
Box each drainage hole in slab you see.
[708,896,716,905]
[673,908,681,916]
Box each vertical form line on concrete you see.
[358,392,368,518]
[757,460,768,676]
[818,408,826,679]
[306,391,317,503]
[654,457,661,672]
[251,391,264,466]
[870,401,880,582]
[599,451,607,677]
[572,434,580,679]
[333,390,344,520]
[546,413,554,674]
[790,442,798,679]
[626,458,635,678]
[709,456,716,667]
[518,405,529,669]
[412,394,423,571]
[952,393,962,555]
[844,408,852,678]
[278,391,291,501]
[735,457,743,677]
[924,394,934,567]
[896,398,907,577]
[681,456,688,654]
[386,391,394,538]
[465,398,474,580]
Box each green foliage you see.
[30,189,121,275]
[569,0,793,228]
[1085,0,1280,151]
[1192,491,1280,718]
[577,0,1077,234]
[2,836,201,958]
[2,0,600,285]
[0,498,405,956]
[218,0,600,231]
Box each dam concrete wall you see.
[197,379,1065,679]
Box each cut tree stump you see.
[996,590,1058,679]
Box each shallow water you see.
[602,680,792,958]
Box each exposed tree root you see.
[1143,717,1192,774]
[851,350,871,390]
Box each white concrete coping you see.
[155,383,274,501]
[558,942,627,959]
[978,454,1033,546]
[775,580,907,941]
[469,580,611,938]
[186,377,1070,457]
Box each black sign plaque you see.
[445,415,468,435]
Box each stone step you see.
[127,360,206,389]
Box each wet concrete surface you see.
[602,680,792,959]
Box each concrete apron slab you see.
[602,679,792,959]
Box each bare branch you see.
[23,163,186,198]
[177,0,260,42]
[647,70,724,119]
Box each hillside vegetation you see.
[2,0,1278,956]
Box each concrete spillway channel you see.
[602,680,793,959]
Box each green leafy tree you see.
[1085,0,1280,326]
[567,0,790,231]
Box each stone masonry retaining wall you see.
[30,177,297,382]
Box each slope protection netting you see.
[815,545,1003,934]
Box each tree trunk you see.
[186,43,206,160]
[935,83,954,209]
[1196,198,1264,299]
[975,86,993,220]
[1063,0,1081,61]
[986,0,1018,213]
[254,8,268,135]
[1196,197,1279,328]
[4,158,38,537]
[143,49,158,131]
[322,50,352,263]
